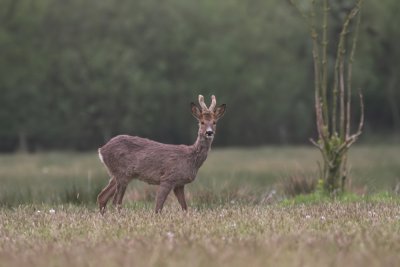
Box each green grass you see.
[281,191,400,206]
[0,145,399,206]
[0,145,400,266]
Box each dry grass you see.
[0,203,399,267]
[281,173,318,197]
[0,146,400,266]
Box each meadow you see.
[0,145,399,266]
[1,145,400,206]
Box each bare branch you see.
[311,13,322,115]
[315,97,329,143]
[337,92,364,155]
[337,135,358,156]
[309,138,321,148]
[356,91,365,135]
[321,0,329,128]
[346,3,362,138]
[339,50,345,139]
[310,138,333,169]
[335,4,361,140]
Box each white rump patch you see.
[98,148,104,163]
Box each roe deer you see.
[97,95,226,214]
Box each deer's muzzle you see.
[205,127,214,138]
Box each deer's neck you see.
[191,135,212,170]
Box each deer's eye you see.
[213,121,216,125]
[201,121,205,125]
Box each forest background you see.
[1,0,399,152]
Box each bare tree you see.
[290,0,364,195]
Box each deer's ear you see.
[191,103,202,119]
[215,104,226,120]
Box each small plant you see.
[290,0,365,196]
[282,174,317,197]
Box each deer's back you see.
[99,135,195,185]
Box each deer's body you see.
[99,135,210,186]
[97,95,226,214]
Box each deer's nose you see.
[206,127,214,136]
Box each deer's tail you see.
[98,148,104,164]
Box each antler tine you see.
[198,95,208,111]
[209,95,217,111]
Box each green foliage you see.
[0,0,399,151]
[281,192,330,205]
[365,191,400,203]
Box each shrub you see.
[281,174,317,197]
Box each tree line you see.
[0,0,399,152]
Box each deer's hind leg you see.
[97,177,117,214]
[112,178,129,211]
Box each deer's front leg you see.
[173,185,187,211]
[155,183,173,213]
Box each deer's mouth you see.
[205,132,214,139]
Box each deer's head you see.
[191,95,226,140]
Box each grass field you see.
[0,145,399,206]
[1,203,399,267]
[0,145,400,266]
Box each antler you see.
[198,94,217,112]
[198,95,209,111]
[209,95,217,111]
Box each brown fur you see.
[97,95,226,213]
